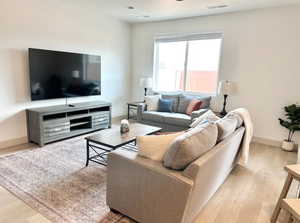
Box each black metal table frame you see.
[127,102,144,120]
[85,139,137,166]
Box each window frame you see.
[153,32,223,96]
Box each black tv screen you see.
[29,48,101,101]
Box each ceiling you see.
[89,0,300,23]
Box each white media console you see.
[26,101,111,146]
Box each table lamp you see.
[139,77,153,96]
[218,80,237,116]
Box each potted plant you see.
[279,104,300,151]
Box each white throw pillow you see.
[145,95,161,111]
[190,110,220,128]
[137,132,183,161]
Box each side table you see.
[127,102,143,120]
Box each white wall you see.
[131,5,300,143]
[0,0,131,145]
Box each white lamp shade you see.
[139,77,153,88]
[218,80,237,95]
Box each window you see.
[153,33,223,94]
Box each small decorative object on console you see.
[120,119,130,133]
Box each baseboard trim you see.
[252,136,282,148]
[112,115,127,122]
[0,137,28,150]
[0,133,285,150]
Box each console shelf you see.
[26,101,111,146]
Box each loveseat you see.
[106,124,245,223]
[136,93,212,131]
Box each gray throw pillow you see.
[162,94,181,113]
[163,122,218,170]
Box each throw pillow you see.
[215,116,238,141]
[197,96,212,109]
[186,99,202,115]
[226,112,244,128]
[190,110,220,128]
[178,95,192,114]
[145,95,160,111]
[163,122,218,170]
[162,94,181,113]
[158,98,173,112]
[137,132,183,161]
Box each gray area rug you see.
[0,136,133,223]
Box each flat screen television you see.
[29,48,101,101]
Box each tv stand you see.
[26,101,111,146]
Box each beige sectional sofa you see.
[106,126,245,223]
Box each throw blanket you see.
[230,108,254,166]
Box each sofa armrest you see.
[137,103,146,122]
[191,108,209,120]
[107,149,193,223]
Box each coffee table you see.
[85,123,162,166]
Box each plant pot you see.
[281,140,295,151]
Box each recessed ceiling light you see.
[128,6,135,10]
[207,4,228,9]
[176,0,184,1]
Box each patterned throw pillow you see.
[185,99,202,115]
[178,95,193,114]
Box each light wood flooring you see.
[0,142,297,223]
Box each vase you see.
[120,119,130,134]
[281,140,295,152]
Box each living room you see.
[0,0,300,222]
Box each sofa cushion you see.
[162,94,181,113]
[145,95,161,111]
[142,111,191,127]
[142,111,166,122]
[216,116,238,141]
[158,98,173,113]
[137,132,183,161]
[163,122,218,170]
[163,113,191,127]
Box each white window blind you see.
[153,33,223,94]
